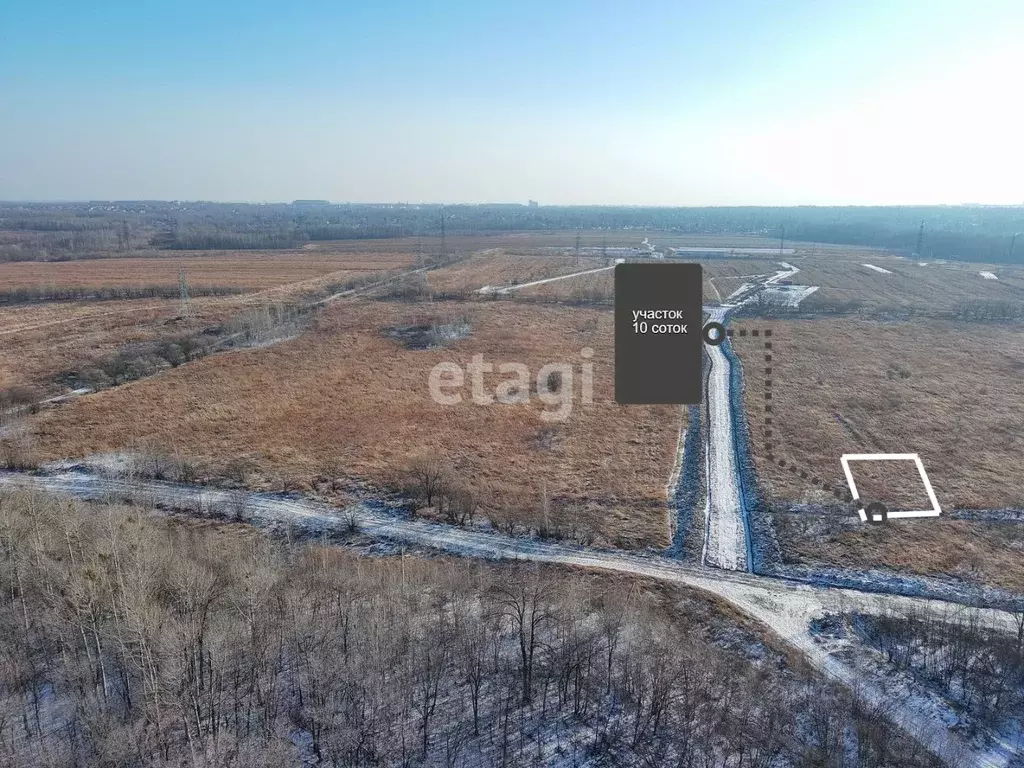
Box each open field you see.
[27,299,683,548]
[425,251,601,295]
[0,249,422,398]
[732,317,1024,589]
[0,249,414,292]
[507,256,784,304]
[789,253,1024,312]
[0,298,240,392]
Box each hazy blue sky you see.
[1,0,1021,204]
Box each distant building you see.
[528,199,539,208]
[292,199,330,206]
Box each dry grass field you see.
[0,298,231,391]
[515,269,616,302]
[0,250,414,292]
[506,256,781,304]
[792,253,1024,311]
[0,250,421,396]
[28,299,683,548]
[732,317,1024,590]
[426,251,599,294]
[733,318,1024,509]
[775,513,1024,592]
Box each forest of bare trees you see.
[850,608,1024,731]
[0,489,947,767]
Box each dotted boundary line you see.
[726,327,854,503]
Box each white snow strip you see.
[724,282,754,301]
[759,285,819,307]
[980,271,998,280]
[702,306,747,572]
[862,263,893,274]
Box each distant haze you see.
[1,0,1021,205]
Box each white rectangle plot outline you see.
[840,453,942,522]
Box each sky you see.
[1,0,1021,205]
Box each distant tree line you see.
[3,201,1023,263]
[0,284,244,306]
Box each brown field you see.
[515,269,616,302]
[774,512,1024,592]
[734,317,1024,508]
[507,257,780,304]
[0,250,414,292]
[732,317,1024,590]
[426,251,599,294]
[0,249,424,396]
[29,299,683,548]
[792,253,1024,311]
[0,297,257,393]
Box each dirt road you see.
[701,306,748,570]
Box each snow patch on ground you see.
[759,284,819,307]
[862,263,893,274]
[724,282,754,301]
[981,271,999,280]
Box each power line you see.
[178,266,195,320]
[439,208,447,261]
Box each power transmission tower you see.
[119,219,130,253]
[779,224,785,254]
[439,208,447,262]
[574,231,581,266]
[915,220,925,256]
[601,235,607,261]
[1010,232,1018,261]
[178,267,195,320]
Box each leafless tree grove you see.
[0,489,941,767]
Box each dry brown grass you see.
[516,270,616,302]
[0,249,422,394]
[0,250,413,292]
[734,318,1024,509]
[732,317,1024,590]
[789,253,1024,311]
[503,256,779,304]
[775,513,1024,592]
[426,252,603,295]
[29,300,683,549]
[0,299,230,391]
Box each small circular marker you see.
[703,322,726,346]
[865,501,889,525]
